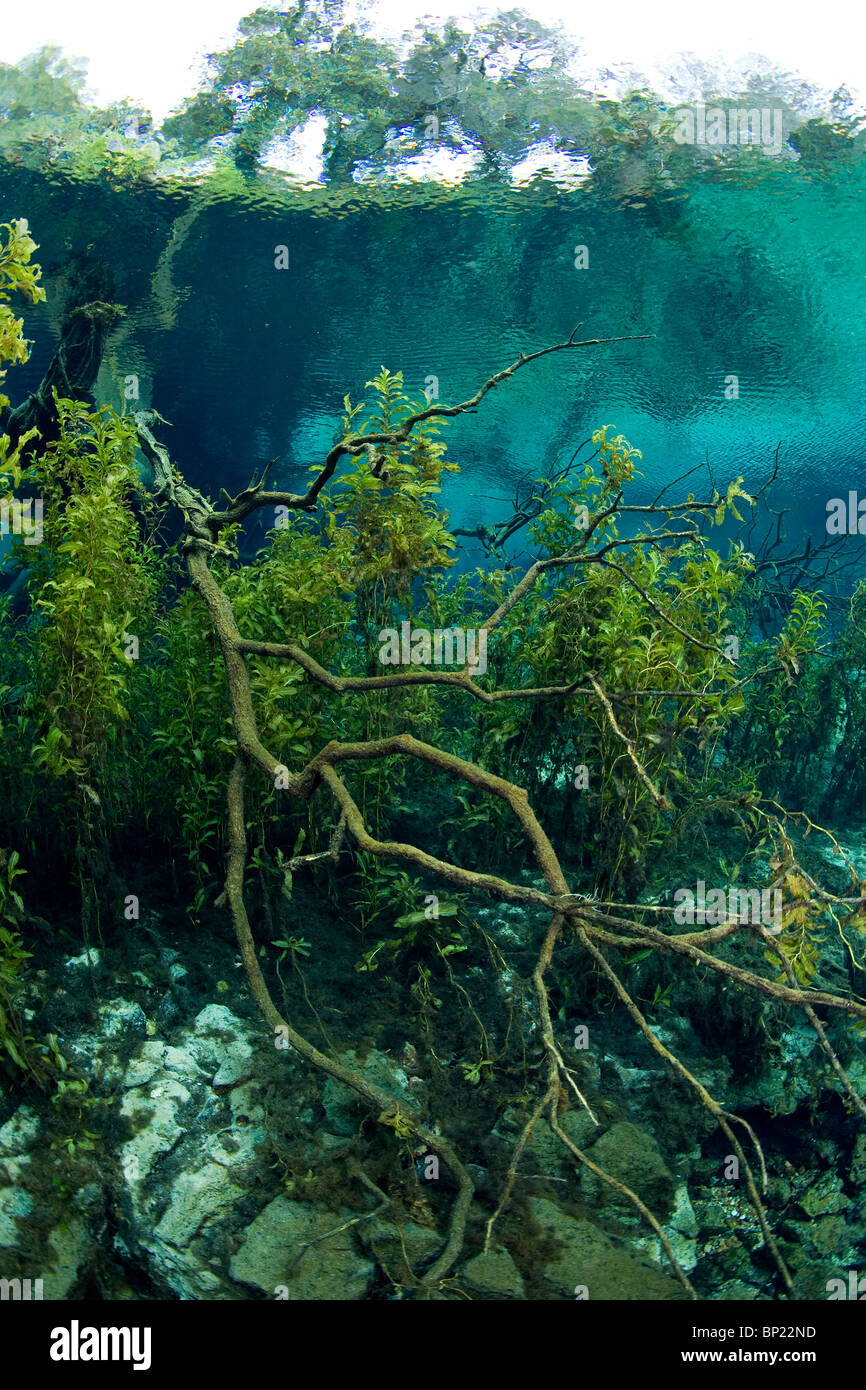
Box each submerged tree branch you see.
[135,331,865,1296]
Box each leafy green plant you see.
[0,217,45,410]
[50,1130,100,1158]
[457,1057,494,1085]
[763,868,828,988]
[15,397,160,925]
[640,981,674,1016]
[272,935,312,961]
[0,218,43,595]
[356,893,469,972]
[0,848,35,1079]
[723,588,830,802]
[425,432,755,895]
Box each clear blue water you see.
[4,131,866,565]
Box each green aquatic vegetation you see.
[356,894,469,973]
[323,367,459,659]
[428,439,755,894]
[639,981,674,1016]
[351,856,424,949]
[272,935,312,961]
[0,852,64,1087]
[0,217,43,515]
[0,217,45,410]
[14,397,159,926]
[591,424,644,490]
[146,581,235,898]
[2,284,865,1299]
[766,874,827,987]
[137,368,458,890]
[457,1057,493,1085]
[0,848,34,1080]
[26,399,154,777]
[815,578,866,819]
[126,327,865,1300]
[50,1130,100,1158]
[723,587,833,803]
[48,1074,105,1156]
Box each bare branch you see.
[209,330,653,525]
[587,674,670,810]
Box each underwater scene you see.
[1,0,866,1337]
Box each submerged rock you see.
[459,1246,525,1299]
[496,1106,600,1176]
[230,1197,374,1299]
[528,1196,687,1300]
[321,1048,414,1138]
[580,1120,677,1218]
[359,1217,443,1285]
[0,1187,33,1245]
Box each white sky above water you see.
[0,0,863,124]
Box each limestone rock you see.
[460,1246,525,1299]
[230,1197,374,1299]
[529,1196,686,1300]
[581,1120,677,1217]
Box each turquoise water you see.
[4,128,866,555]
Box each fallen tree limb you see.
[134,332,865,1298]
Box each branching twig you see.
[135,332,865,1299]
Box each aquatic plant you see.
[0,848,35,1081]
[1,223,863,1295]
[7,398,159,928]
[0,217,44,519]
[0,218,45,408]
[127,330,866,1298]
